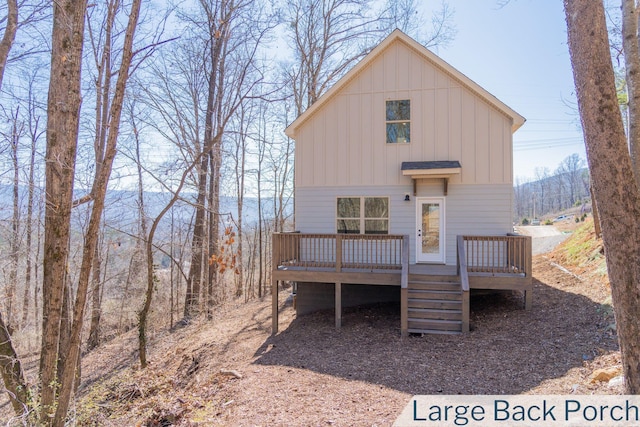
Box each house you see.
[272,29,531,336]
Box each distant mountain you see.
[0,184,291,233]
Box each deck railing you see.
[462,234,532,277]
[272,233,408,271]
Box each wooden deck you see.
[272,233,532,336]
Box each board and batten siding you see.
[295,182,513,265]
[294,38,515,189]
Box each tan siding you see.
[409,51,423,89]
[423,90,436,160]
[460,91,476,183]
[397,42,411,90]
[490,109,504,183]
[383,46,397,88]
[313,112,325,185]
[410,94,424,160]
[335,94,347,184]
[435,88,449,160]
[436,68,451,88]
[474,101,490,183]
[293,38,516,190]
[449,87,463,182]
[325,99,337,187]
[503,121,512,183]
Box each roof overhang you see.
[401,161,461,196]
[401,161,461,179]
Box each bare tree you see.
[182,0,276,315]
[565,0,640,392]
[622,0,640,185]
[51,0,142,422]
[0,0,18,90]
[39,0,88,422]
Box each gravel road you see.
[514,225,570,255]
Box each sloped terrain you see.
[2,219,620,426]
[72,235,619,425]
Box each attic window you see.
[386,100,410,143]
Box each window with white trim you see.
[337,197,389,234]
[386,99,410,143]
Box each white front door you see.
[416,197,445,263]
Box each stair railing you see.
[456,235,470,333]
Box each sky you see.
[424,0,586,181]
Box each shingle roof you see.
[401,161,462,171]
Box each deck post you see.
[457,236,471,333]
[335,282,342,329]
[272,279,278,335]
[524,235,533,310]
[461,290,470,333]
[400,287,408,337]
[401,235,409,337]
[272,233,281,335]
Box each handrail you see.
[456,235,470,292]
[401,235,409,289]
[456,235,470,333]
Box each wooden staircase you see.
[406,274,464,335]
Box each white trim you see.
[415,197,446,263]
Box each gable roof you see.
[285,29,525,139]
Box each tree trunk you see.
[564,0,640,393]
[139,158,201,367]
[590,181,602,239]
[7,109,21,333]
[52,0,142,423]
[21,126,37,329]
[87,242,103,351]
[0,310,28,416]
[185,156,208,316]
[185,17,226,316]
[0,0,17,91]
[208,145,221,307]
[40,0,88,422]
[623,0,640,186]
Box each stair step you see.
[408,299,462,310]
[408,318,462,332]
[408,290,462,301]
[408,274,460,283]
[408,281,461,291]
[408,307,462,320]
[408,328,462,335]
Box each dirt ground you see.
[59,250,620,427]
[1,217,620,426]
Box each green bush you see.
[521,218,529,225]
[544,219,553,225]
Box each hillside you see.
[2,220,621,426]
[547,218,609,289]
[62,221,619,426]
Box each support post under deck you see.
[272,279,278,335]
[335,282,342,329]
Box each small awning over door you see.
[401,161,461,195]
